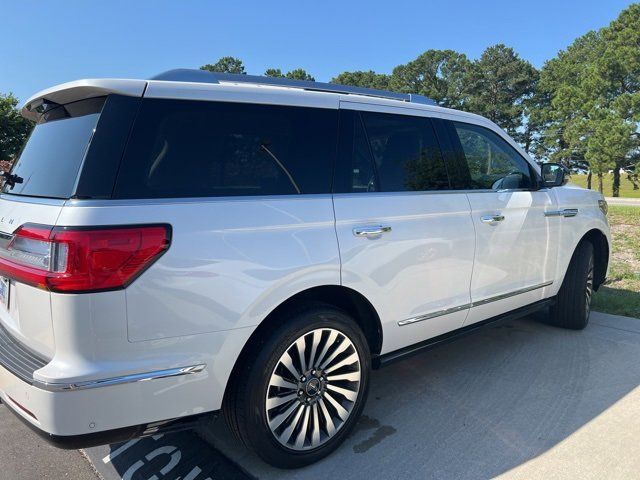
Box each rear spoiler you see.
[21,79,147,121]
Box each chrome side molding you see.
[544,208,578,218]
[398,303,471,326]
[398,280,553,326]
[34,364,207,392]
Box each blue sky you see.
[1,0,636,103]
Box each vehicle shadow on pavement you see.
[87,312,640,480]
[201,312,640,479]
[87,430,253,480]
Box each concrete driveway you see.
[3,311,640,479]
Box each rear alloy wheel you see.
[266,328,362,451]
[224,304,370,468]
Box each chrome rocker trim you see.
[34,364,207,392]
[398,281,554,326]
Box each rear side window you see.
[335,110,449,193]
[114,99,337,198]
[452,122,533,190]
[3,97,104,199]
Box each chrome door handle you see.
[353,225,392,237]
[480,214,505,224]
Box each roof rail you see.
[150,69,437,106]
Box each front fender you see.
[549,186,611,295]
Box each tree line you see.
[1,4,638,195]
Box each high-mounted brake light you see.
[0,224,171,293]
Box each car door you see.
[333,103,476,354]
[440,119,559,326]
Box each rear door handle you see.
[480,214,505,225]
[353,225,392,237]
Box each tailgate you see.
[0,195,64,358]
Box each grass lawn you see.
[591,205,640,318]
[569,173,640,198]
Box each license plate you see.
[0,276,9,310]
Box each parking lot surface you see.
[0,404,99,479]
[3,311,640,479]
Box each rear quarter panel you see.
[56,195,341,341]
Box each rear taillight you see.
[0,224,171,293]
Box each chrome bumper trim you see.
[33,364,207,392]
[398,281,553,326]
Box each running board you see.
[372,297,555,369]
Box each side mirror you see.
[540,163,567,188]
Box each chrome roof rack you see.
[150,69,437,106]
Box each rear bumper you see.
[1,393,218,449]
[0,361,219,448]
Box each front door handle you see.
[353,225,392,237]
[480,214,505,225]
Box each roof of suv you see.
[21,69,482,123]
[19,68,536,170]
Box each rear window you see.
[361,111,449,192]
[2,98,104,199]
[113,99,338,199]
[334,110,450,193]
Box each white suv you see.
[0,70,610,468]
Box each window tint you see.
[360,111,449,192]
[350,114,379,192]
[3,97,104,199]
[114,99,337,198]
[453,122,533,190]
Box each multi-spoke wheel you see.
[548,240,595,330]
[223,304,370,468]
[585,255,594,318]
[266,328,361,450]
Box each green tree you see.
[265,68,315,81]
[389,50,472,108]
[331,70,391,90]
[533,30,603,186]
[534,4,640,195]
[264,68,285,78]
[284,69,314,81]
[593,4,640,195]
[0,93,32,162]
[200,56,246,74]
[466,45,538,141]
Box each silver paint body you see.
[0,78,611,437]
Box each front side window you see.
[354,111,449,192]
[452,122,533,190]
[114,99,337,198]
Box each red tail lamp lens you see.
[0,224,171,293]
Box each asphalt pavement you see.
[0,403,99,479]
[2,310,640,479]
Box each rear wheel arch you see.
[222,284,382,405]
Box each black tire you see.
[548,241,595,330]
[223,303,371,468]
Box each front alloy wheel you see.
[547,240,595,330]
[585,255,594,318]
